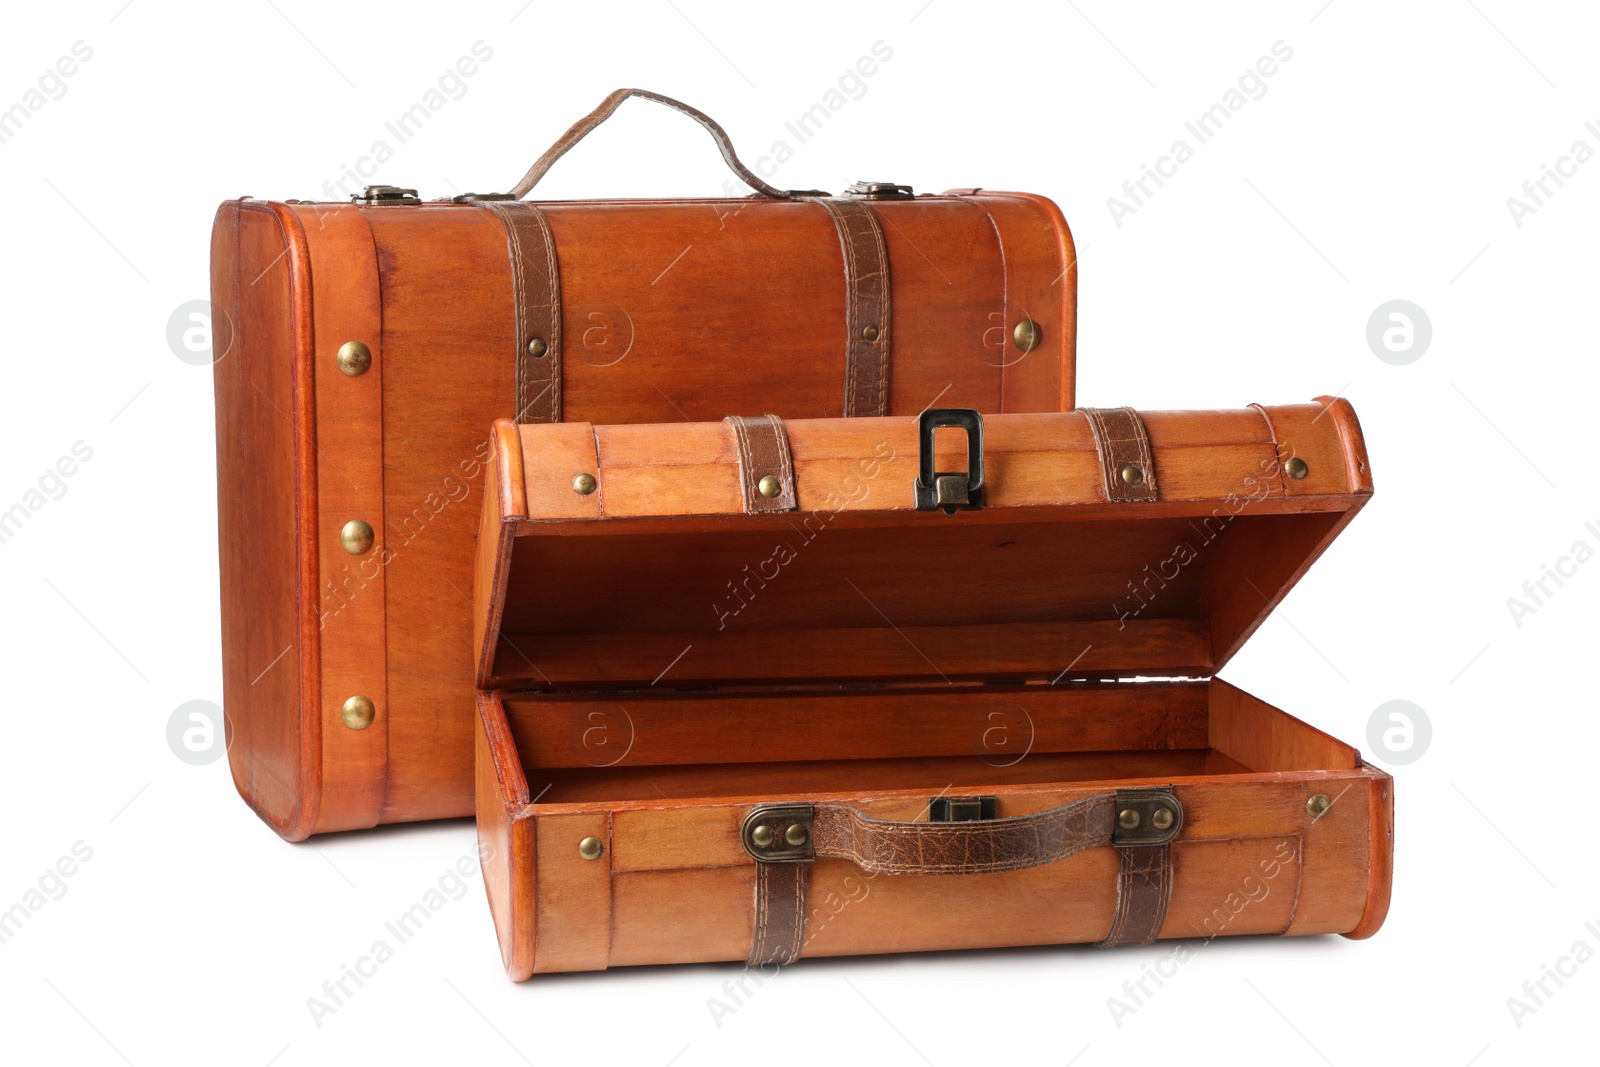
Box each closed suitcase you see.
[211,89,1080,839]
[472,399,1390,978]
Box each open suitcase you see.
[471,399,1391,977]
[210,88,1080,838]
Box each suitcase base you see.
[475,678,1392,979]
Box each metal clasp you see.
[353,184,420,205]
[913,409,985,514]
[742,805,815,863]
[1111,790,1183,845]
[844,181,914,200]
[929,796,997,822]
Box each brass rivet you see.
[1307,794,1331,819]
[1119,464,1144,487]
[337,340,372,376]
[340,519,375,555]
[577,836,604,860]
[785,823,809,846]
[527,337,548,358]
[1117,808,1141,831]
[341,695,375,730]
[757,475,782,498]
[572,473,597,495]
[751,824,775,848]
[1012,319,1042,352]
[1285,456,1309,480]
[861,323,880,342]
[1151,808,1175,831]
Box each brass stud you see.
[340,519,375,555]
[1151,807,1175,831]
[1119,464,1144,487]
[1285,456,1309,480]
[336,340,372,376]
[785,823,809,846]
[341,695,375,730]
[1012,319,1042,352]
[757,475,782,498]
[1117,808,1141,831]
[572,473,597,495]
[751,824,775,848]
[1306,794,1331,819]
[527,337,548,358]
[861,323,880,342]
[577,836,604,860]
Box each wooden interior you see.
[488,504,1352,688]
[496,679,1363,807]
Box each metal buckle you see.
[1111,790,1183,845]
[353,184,420,205]
[844,181,914,200]
[913,408,985,513]
[742,805,815,863]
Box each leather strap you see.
[508,88,791,201]
[747,862,809,967]
[479,202,562,423]
[725,415,797,513]
[745,791,1177,965]
[1082,406,1158,502]
[812,795,1114,875]
[1100,842,1173,947]
[815,198,892,418]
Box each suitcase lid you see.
[474,399,1372,691]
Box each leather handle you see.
[813,794,1114,875]
[744,791,1181,965]
[508,88,792,201]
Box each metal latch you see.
[353,184,421,205]
[913,408,985,513]
[929,796,998,822]
[844,181,914,200]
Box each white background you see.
[1,2,1595,1064]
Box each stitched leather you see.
[811,795,1115,875]
[746,790,1179,962]
[508,88,791,201]
[725,415,797,512]
[479,202,562,423]
[1099,842,1173,947]
[815,198,892,418]
[747,861,809,967]
[1082,406,1158,502]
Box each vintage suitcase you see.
[211,88,1081,839]
[472,398,1391,978]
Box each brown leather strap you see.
[725,415,797,513]
[1100,842,1173,947]
[508,88,791,201]
[746,791,1178,963]
[747,861,809,967]
[815,198,892,418]
[812,795,1114,875]
[480,202,562,423]
[1082,406,1158,502]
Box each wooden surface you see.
[214,190,1077,837]
[477,678,1390,976]
[482,403,1371,688]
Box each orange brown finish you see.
[473,399,1390,977]
[213,143,1078,838]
